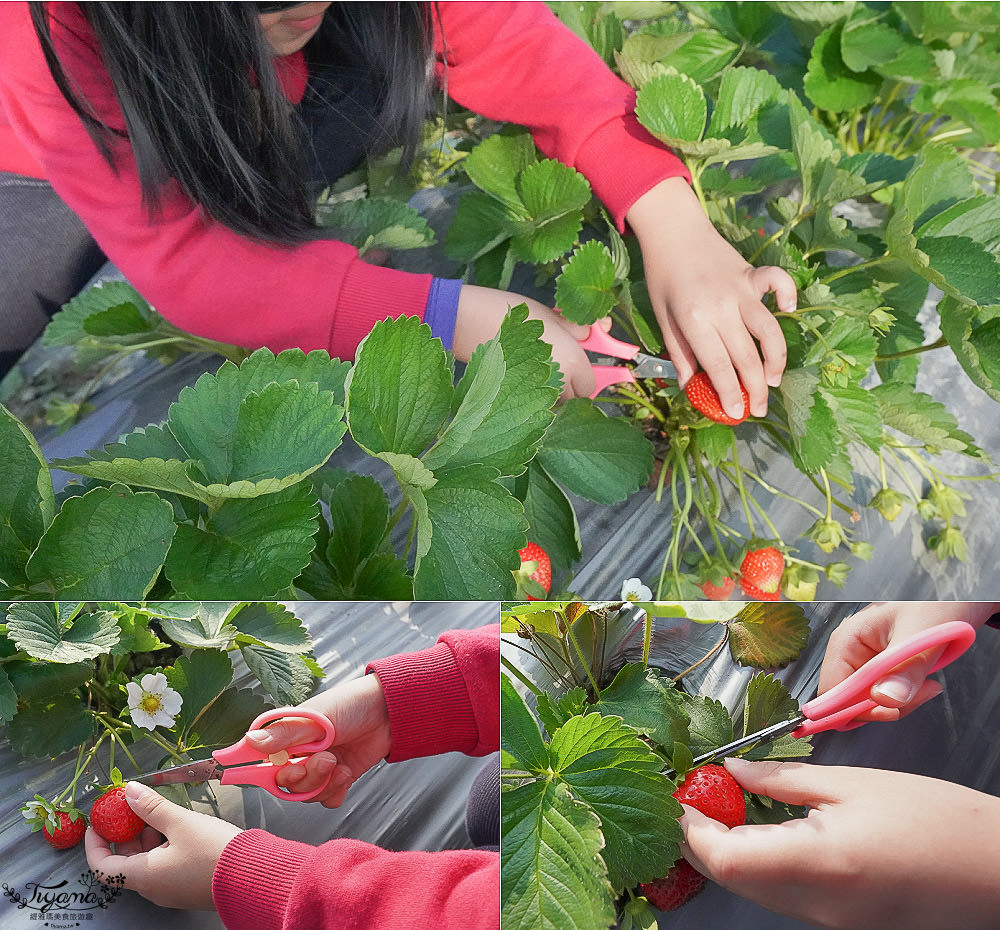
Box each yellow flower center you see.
[139,693,163,714]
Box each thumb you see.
[124,781,185,833]
[750,265,797,314]
[722,758,841,807]
[869,649,944,709]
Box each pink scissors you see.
[686,620,977,769]
[133,707,336,801]
[579,324,676,398]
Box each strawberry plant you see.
[0,305,651,600]
[500,600,816,930]
[0,600,321,849]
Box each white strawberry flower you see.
[621,577,653,602]
[126,672,183,730]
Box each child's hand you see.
[819,602,997,722]
[626,177,795,420]
[244,673,392,809]
[85,782,240,910]
[680,759,1000,930]
[452,284,600,399]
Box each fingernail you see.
[780,301,797,313]
[331,770,352,790]
[315,756,336,775]
[124,781,148,801]
[283,763,306,782]
[767,373,782,388]
[872,675,918,705]
[727,403,745,419]
[246,729,271,745]
[723,757,751,774]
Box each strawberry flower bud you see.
[869,488,905,522]
[927,526,967,561]
[805,517,847,553]
[928,484,969,520]
[824,561,851,587]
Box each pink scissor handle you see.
[579,324,640,360]
[579,325,641,398]
[795,620,976,737]
[213,707,337,801]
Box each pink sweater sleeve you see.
[366,624,499,762]
[211,625,500,930]
[433,1,691,230]
[0,3,431,361]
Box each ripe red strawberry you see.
[639,858,706,911]
[684,372,749,426]
[43,810,87,850]
[515,542,551,600]
[672,764,746,828]
[740,546,784,599]
[89,786,146,843]
[700,575,735,600]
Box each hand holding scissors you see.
[577,324,677,398]
[133,707,336,801]
[686,620,976,770]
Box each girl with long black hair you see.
[0,2,795,413]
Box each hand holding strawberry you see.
[685,371,750,425]
[89,785,147,843]
[681,758,1000,930]
[85,781,241,910]
[639,764,746,911]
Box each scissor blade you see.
[629,353,676,380]
[665,715,806,778]
[132,758,224,788]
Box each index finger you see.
[245,715,331,753]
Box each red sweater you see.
[210,625,500,930]
[0,2,688,361]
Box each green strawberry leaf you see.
[316,196,434,253]
[7,693,96,758]
[320,474,393,588]
[186,686,272,755]
[158,604,236,650]
[412,464,526,599]
[42,281,157,348]
[424,305,558,477]
[164,483,319,599]
[165,649,235,736]
[0,666,18,723]
[5,659,93,704]
[6,603,120,663]
[346,315,454,458]
[242,646,316,705]
[739,673,813,761]
[872,382,978,454]
[0,404,55,589]
[554,240,618,325]
[679,694,734,759]
[593,663,689,750]
[502,779,615,930]
[635,69,707,143]
[729,604,811,668]
[462,131,538,210]
[939,298,1000,403]
[537,399,653,505]
[515,461,582,576]
[803,23,881,112]
[229,602,313,655]
[25,485,175,599]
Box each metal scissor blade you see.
[665,715,806,778]
[133,758,224,788]
[629,353,677,380]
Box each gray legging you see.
[0,173,106,378]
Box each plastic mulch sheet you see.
[0,601,496,930]
[501,602,1000,929]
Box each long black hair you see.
[29,2,434,244]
